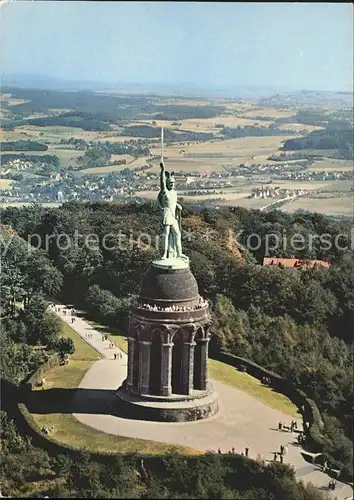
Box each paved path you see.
[53,303,352,500]
[53,303,126,360]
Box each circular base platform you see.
[152,257,190,270]
[116,386,219,422]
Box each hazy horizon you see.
[0,2,353,93]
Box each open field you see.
[148,135,299,173]
[242,108,297,118]
[0,179,14,189]
[275,179,351,192]
[133,115,276,134]
[79,164,129,175]
[0,146,83,168]
[1,125,106,143]
[90,134,135,143]
[79,155,148,175]
[49,147,83,166]
[150,97,213,106]
[137,189,274,210]
[281,194,353,217]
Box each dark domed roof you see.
[140,264,199,303]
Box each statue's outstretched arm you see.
[160,162,166,191]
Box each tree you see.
[55,337,75,361]
[23,294,60,346]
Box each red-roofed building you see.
[263,257,330,271]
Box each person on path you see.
[273,452,277,461]
[278,421,282,431]
[279,453,284,464]
[245,447,249,457]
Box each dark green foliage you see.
[222,125,296,138]
[27,112,112,131]
[1,200,352,489]
[282,120,353,159]
[21,294,61,345]
[54,337,75,359]
[0,411,51,491]
[123,125,214,142]
[0,140,48,151]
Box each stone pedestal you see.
[117,261,218,422]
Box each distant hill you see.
[259,90,353,109]
[1,73,291,99]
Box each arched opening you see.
[193,328,203,390]
[172,330,183,394]
[149,331,162,395]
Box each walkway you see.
[53,303,352,500]
[54,304,126,360]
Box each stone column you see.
[198,338,209,391]
[138,341,151,395]
[126,337,136,391]
[182,341,196,395]
[160,342,173,396]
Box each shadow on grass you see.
[25,387,132,420]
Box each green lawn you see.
[29,319,198,456]
[87,319,128,353]
[208,359,299,417]
[59,321,101,361]
[32,412,198,455]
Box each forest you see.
[282,121,353,159]
[2,87,225,126]
[0,140,48,152]
[0,201,353,490]
[222,125,297,138]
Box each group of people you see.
[61,307,75,316]
[261,376,271,385]
[328,479,337,491]
[114,352,123,360]
[297,432,306,446]
[278,420,298,432]
[138,297,208,313]
[41,424,55,435]
[85,333,93,339]
[217,447,249,457]
[273,444,289,463]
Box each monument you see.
[116,129,218,422]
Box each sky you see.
[0,1,353,92]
